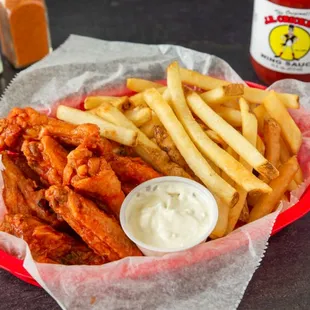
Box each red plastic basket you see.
[1,81,309,288]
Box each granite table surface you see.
[0,0,309,309]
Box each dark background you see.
[0,1,309,309]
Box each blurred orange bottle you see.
[0,0,51,68]
[250,0,310,85]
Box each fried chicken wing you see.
[22,136,68,186]
[63,142,125,217]
[0,118,23,152]
[2,153,62,227]
[45,186,142,261]
[2,170,30,215]
[9,154,43,186]
[109,156,161,190]
[0,107,109,152]
[0,214,105,265]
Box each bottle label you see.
[250,0,310,74]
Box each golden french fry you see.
[239,201,250,223]
[179,67,299,108]
[239,98,258,155]
[279,137,290,163]
[264,118,281,168]
[279,136,303,185]
[126,78,163,92]
[239,203,249,224]
[223,100,240,110]
[253,104,267,133]
[226,185,248,234]
[144,87,238,207]
[256,136,265,156]
[287,179,298,191]
[128,86,166,108]
[200,84,244,106]
[128,93,148,108]
[124,107,152,127]
[244,87,299,109]
[294,166,304,185]
[56,105,138,146]
[187,91,278,180]
[139,112,162,138]
[205,130,226,146]
[227,98,257,231]
[92,103,191,178]
[247,192,261,207]
[210,197,229,239]
[162,88,172,102]
[84,96,130,111]
[249,156,299,222]
[263,91,302,154]
[154,125,188,170]
[166,62,271,195]
[226,146,238,160]
[213,106,242,127]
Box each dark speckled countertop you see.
[0,1,309,309]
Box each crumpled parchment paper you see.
[0,35,309,310]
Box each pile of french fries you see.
[57,61,303,239]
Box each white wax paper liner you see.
[0,35,309,310]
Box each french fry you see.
[213,106,242,127]
[144,87,238,207]
[239,98,258,153]
[256,136,265,156]
[92,102,192,178]
[249,156,299,222]
[244,87,299,109]
[280,137,303,185]
[84,96,130,111]
[179,67,299,109]
[124,107,152,127]
[226,146,238,160]
[162,88,172,102]
[294,166,303,185]
[154,125,188,170]
[226,186,248,234]
[264,117,281,168]
[239,200,250,223]
[139,112,162,138]
[279,137,290,163]
[200,84,244,106]
[287,179,298,191]
[128,93,148,108]
[227,98,257,231]
[126,78,163,92]
[128,86,166,108]
[210,197,229,239]
[56,105,138,146]
[253,104,267,133]
[223,100,240,110]
[263,91,302,154]
[187,91,278,180]
[166,62,271,195]
[205,129,226,146]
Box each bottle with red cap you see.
[250,0,310,85]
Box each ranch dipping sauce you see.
[120,177,218,256]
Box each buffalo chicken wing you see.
[0,214,105,265]
[45,185,142,261]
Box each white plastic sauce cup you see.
[120,176,219,257]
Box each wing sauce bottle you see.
[250,0,310,85]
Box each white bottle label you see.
[250,0,310,74]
